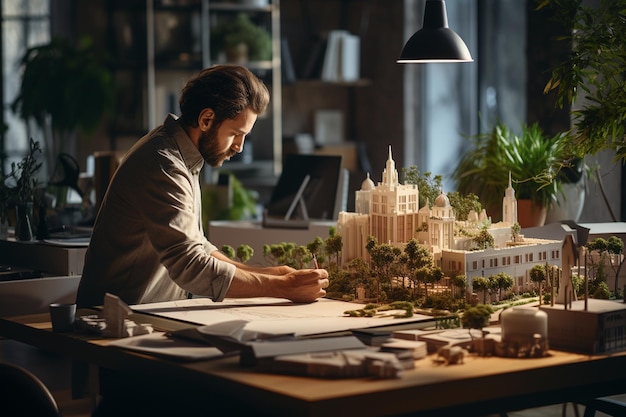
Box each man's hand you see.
[280,268,329,303]
[225,266,329,303]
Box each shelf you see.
[152,1,275,13]
[208,2,274,13]
[105,0,281,182]
[210,60,274,71]
[293,79,372,87]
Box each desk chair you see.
[580,397,626,417]
[0,362,62,417]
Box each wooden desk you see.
[2,310,626,417]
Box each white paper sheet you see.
[132,297,433,337]
[107,331,226,361]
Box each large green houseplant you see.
[539,0,626,161]
[11,36,115,178]
[452,122,570,226]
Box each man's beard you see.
[198,123,237,167]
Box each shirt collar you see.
[164,114,204,173]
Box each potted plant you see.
[210,13,272,63]
[11,36,115,178]
[540,0,626,162]
[2,139,44,241]
[452,122,571,227]
[0,171,13,239]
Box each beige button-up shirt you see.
[76,115,235,307]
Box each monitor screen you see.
[266,154,344,221]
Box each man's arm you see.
[209,250,328,303]
[225,265,328,303]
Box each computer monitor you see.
[264,154,347,227]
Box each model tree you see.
[586,236,625,299]
[606,236,625,297]
[291,245,312,270]
[461,304,494,350]
[451,274,467,299]
[324,231,343,267]
[447,191,482,221]
[368,240,402,302]
[263,242,297,267]
[472,227,495,250]
[403,238,435,298]
[346,257,373,300]
[221,244,254,263]
[471,276,491,304]
[426,267,445,297]
[585,238,609,297]
[510,223,522,243]
[402,167,443,209]
[529,263,546,286]
[307,236,326,268]
[492,272,514,300]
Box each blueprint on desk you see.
[132,297,435,337]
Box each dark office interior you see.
[1,1,626,416]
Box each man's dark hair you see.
[179,64,270,128]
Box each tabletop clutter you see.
[74,293,153,337]
[54,293,565,380]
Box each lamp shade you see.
[398,0,473,63]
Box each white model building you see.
[337,147,563,297]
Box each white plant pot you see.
[545,178,586,224]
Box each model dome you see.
[434,191,450,207]
[361,173,375,190]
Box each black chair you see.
[0,362,62,417]
[581,397,626,417]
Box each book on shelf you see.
[281,37,296,84]
[321,30,360,82]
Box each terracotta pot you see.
[517,199,547,228]
[225,43,249,64]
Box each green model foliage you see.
[461,304,494,330]
[472,227,495,250]
[221,244,254,263]
[402,166,483,220]
[447,191,482,221]
[491,272,514,300]
[471,276,490,304]
[402,167,442,208]
[585,236,626,299]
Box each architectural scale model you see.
[337,146,563,298]
[336,146,626,354]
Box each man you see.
[76,65,328,308]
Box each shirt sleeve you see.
[129,144,236,300]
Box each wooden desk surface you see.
[2,310,626,417]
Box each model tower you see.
[502,171,518,225]
[369,146,419,245]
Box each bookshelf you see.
[148,0,282,181]
[105,0,282,188]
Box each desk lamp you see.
[397,0,473,63]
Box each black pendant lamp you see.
[397,0,473,63]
